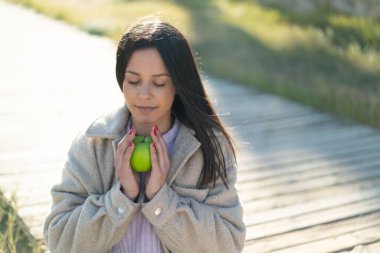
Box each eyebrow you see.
[125,70,170,77]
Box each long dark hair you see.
[116,16,236,188]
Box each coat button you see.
[154,207,162,216]
[117,207,125,215]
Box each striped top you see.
[112,116,180,253]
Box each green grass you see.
[0,192,45,253]
[4,0,380,128]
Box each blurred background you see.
[0,0,380,252]
[4,0,380,129]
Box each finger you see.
[116,128,135,158]
[155,127,168,152]
[158,139,169,161]
[150,143,160,172]
[151,128,166,159]
[115,142,126,172]
[123,142,135,168]
[117,127,132,149]
[152,128,169,168]
[156,127,170,161]
[115,141,132,173]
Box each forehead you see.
[126,48,168,75]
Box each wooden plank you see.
[0,159,63,175]
[225,108,321,127]
[272,225,380,253]
[0,170,60,187]
[237,149,380,191]
[243,212,380,252]
[232,113,336,135]
[237,143,380,181]
[238,154,380,189]
[239,124,376,154]
[245,197,380,241]
[238,127,374,154]
[243,186,380,226]
[238,130,380,165]
[242,177,380,213]
[339,241,380,253]
[239,165,380,202]
[218,105,313,126]
[220,108,312,124]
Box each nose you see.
[138,83,152,99]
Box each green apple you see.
[130,135,153,172]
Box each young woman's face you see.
[123,48,176,129]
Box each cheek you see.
[162,92,175,109]
[122,87,133,105]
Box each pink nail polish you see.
[154,124,158,136]
[129,127,134,135]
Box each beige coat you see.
[43,105,246,253]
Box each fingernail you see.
[129,127,134,135]
[154,124,159,136]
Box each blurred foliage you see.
[0,193,44,253]
[278,6,380,51]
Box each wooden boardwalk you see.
[206,79,380,253]
[1,1,380,252]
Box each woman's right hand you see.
[114,127,140,200]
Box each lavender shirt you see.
[112,116,180,253]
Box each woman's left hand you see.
[145,125,170,200]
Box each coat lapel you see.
[166,123,201,186]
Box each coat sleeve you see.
[43,132,139,253]
[141,135,246,253]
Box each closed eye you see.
[128,80,139,85]
[153,82,166,87]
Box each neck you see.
[131,115,174,136]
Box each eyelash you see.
[128,81,139,85]
[127,81,165,87]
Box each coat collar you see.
[167,122,201,185]
[85,105,129,140]
[85,105,201,185]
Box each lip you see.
[135,105,157,113]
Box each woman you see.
[44,16,246,253]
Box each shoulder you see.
[210,127,237,167]
[182,125,236,163]
[85,104,130,139]
[184,125,236,167]
[67,104,129,157]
